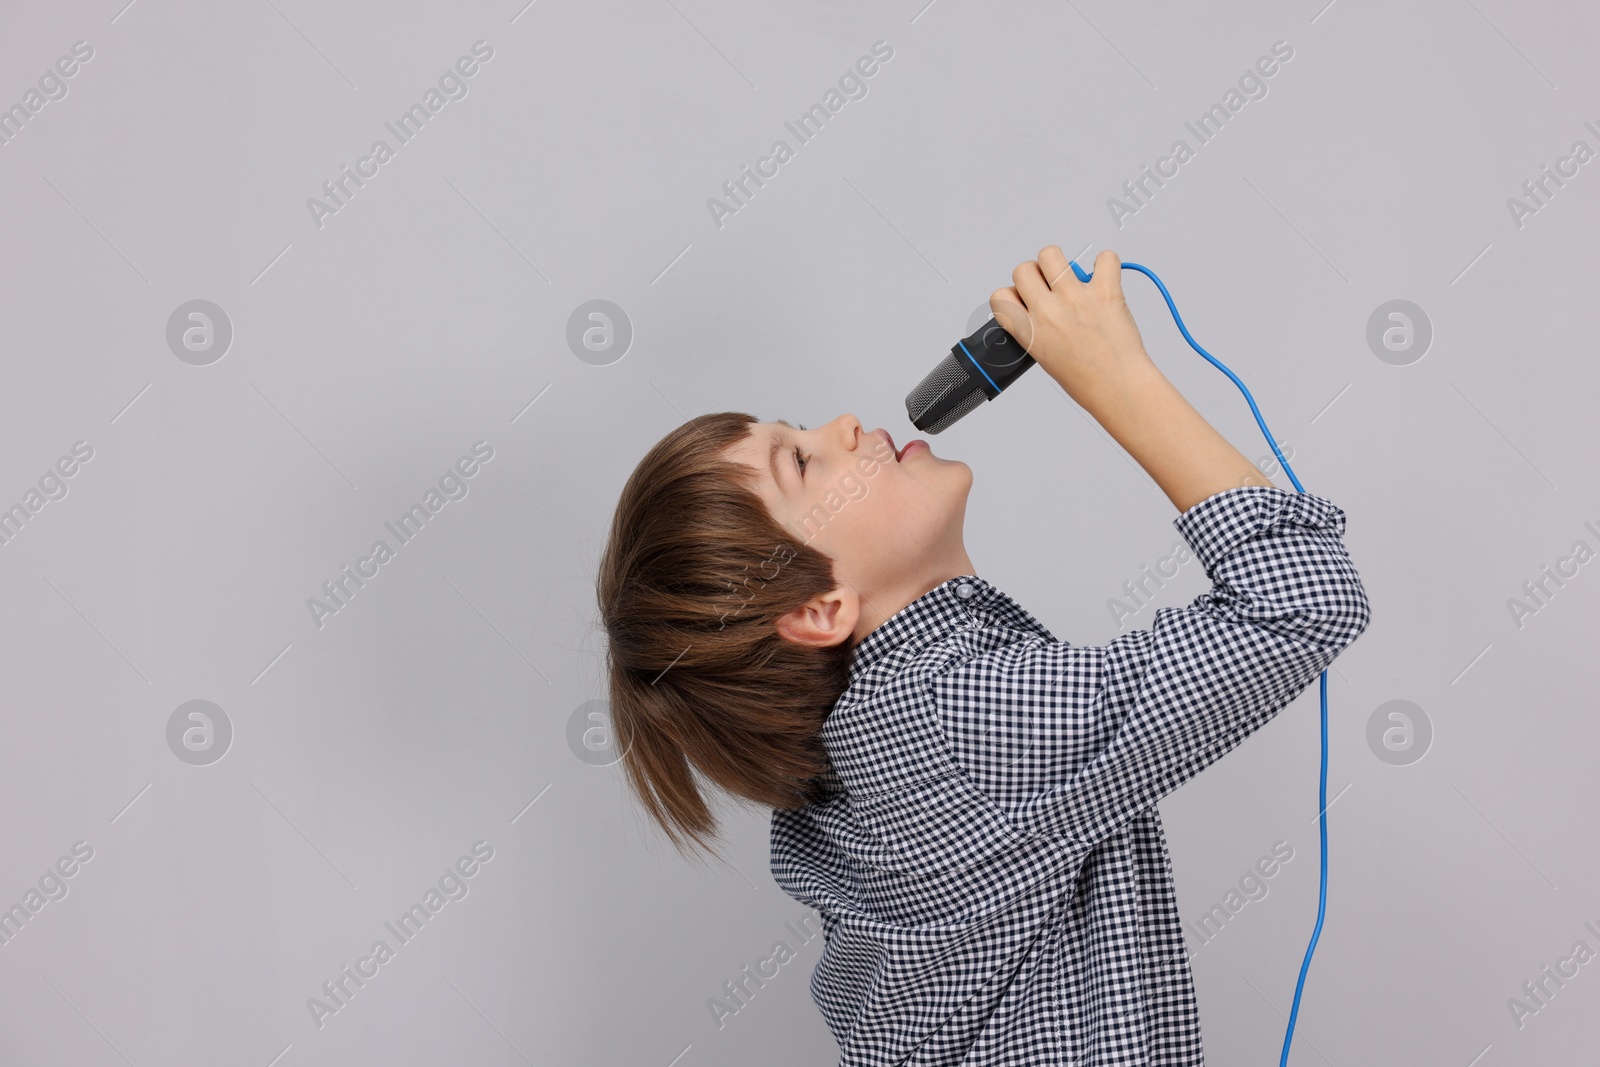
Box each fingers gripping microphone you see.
[905,318,1037,434]
[905,260,1093,434]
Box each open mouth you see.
[878,429,925,462]
[883,428,934,463]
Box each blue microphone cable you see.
[1069,257,1323,1067]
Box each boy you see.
[597,248,1371,1065]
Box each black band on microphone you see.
[905,318,1037,434]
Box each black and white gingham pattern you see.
[769,485,1372,1066]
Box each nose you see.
[833,414,863,447]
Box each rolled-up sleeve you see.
[930,485,1372,847]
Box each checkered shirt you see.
[769,485,1372,1066]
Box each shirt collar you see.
[841,574,1057,695]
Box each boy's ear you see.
[775,586,859,648]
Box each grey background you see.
[0,0,1595,1064]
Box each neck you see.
[849,548,977,644]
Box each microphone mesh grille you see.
[923,387,987,434]
[907,353,989,434]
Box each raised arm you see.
[994,246,1275,513]
[931,485,1371,846]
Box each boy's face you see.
[723,414,975,644]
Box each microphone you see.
[905,316,1037,434]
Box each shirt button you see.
[955,583,975,600]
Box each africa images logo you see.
[705,40,894,230]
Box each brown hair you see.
[596,411,851,865]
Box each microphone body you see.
[905,318,1037,434]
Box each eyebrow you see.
[767,418,796,494]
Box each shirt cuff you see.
[1172,484,1348,578]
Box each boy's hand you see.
[991,247,1160,416]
